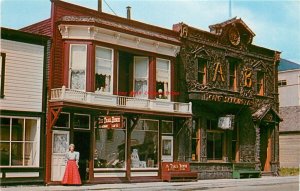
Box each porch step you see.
[261,171,274,176]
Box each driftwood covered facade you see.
[173,18,281,179]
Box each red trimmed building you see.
[22,0,192,184]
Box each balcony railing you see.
[50,86,192,114]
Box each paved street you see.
[1,176,299,191]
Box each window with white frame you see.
[134,57,149,98]
[0,117,40,167]
[0,53,6,98]
[95,46,113,93]
[131,119,158,168]
[156,59,170,100]
[69,44,87,90]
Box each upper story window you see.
[69,44,87,91]
[278,80,287,87]
[95,46,113,93]
[228,59,238,91]
[156,58,170,100]
[0,53,6,98]
[197,58,207,85]
[134,57,149,99]
[257,71,265,96]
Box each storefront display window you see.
[0,117,40,167]
[131,119,158,168]
[94,118,126,169]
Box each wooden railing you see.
[50,86,192,114]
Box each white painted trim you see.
[58,25,180,57]
[131,171,158,177]
[94,172,126,177]
[5,172,39,178]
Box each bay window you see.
[131,119,158,168]
[134,57,149,98]
[156,58,170,100]
[95,46,113,93]
[69,44,87,91]
[0,117,40,167]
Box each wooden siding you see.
[20,18,52,37]
[279,134,300,168]
[0,39,44,112]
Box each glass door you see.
[51,131,69,181]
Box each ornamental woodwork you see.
[179,25,278,113]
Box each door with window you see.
[51,131,69,181]
[161,136,173,162]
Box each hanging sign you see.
[98,116,123,129]
[218,115,235,130]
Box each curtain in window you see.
[156,59,170,98]
[95,47,113,93]
[70,45,87,90]
[134,57,149,98]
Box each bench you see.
[232,163,261,179]
[161,162,198,182]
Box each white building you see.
[0,27,49,185]
[278,59,300,168]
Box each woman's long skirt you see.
[62,160,82,185]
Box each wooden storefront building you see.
[21,0,192,184]
[0,28,49,184]
[173,18,282,179]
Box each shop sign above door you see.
[98,116,123,128]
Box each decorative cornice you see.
[58,24,180,57]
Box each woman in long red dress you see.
[62,144,82,185]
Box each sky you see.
[1,0,300,63]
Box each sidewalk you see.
[1,176,299,191]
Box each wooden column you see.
[148,57,156,99]
[113,49,118,95]
[126,115,141,181]
[86,43,95,92]
[170,58,175,102]
[62,42,70,87]
[254,123,260,163]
